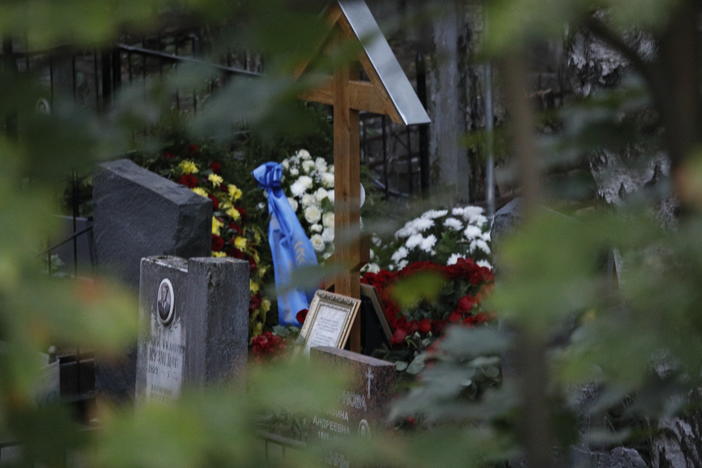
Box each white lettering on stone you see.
[145,314,184,401]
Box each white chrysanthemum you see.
[322,227,334,243]
[288,197,298,212]
[463,225,482,240]
[414,217,434,232]
[298,175,313,189]
[364,263,380,273]
[314,187,328,202]
[419,234,437,253]
[323,212,335,228]
[301,193,315,207]
[447,253,461,265]
[311,234,325,252]
[289,167,299,177]
[391,246,408,264]
[281,160,289,170]
[297,149,311,160]
[310,223,323,233]
[482,231,491,242]
[477,260,493,270]
[327,190,335,203]
[302,160,315,173]
[321,172,335,188]
[470,239,491,255]
[315,157,328,171]
[290,181,306,197]
[452,207,466,217]
[422,209,448,219]
[257,202,266,210]
[472,215,488,227]
[462,206,484,218]
[395,259,408,270]
[304,205,322,224]
[406,233,424,249]
[444,217,463,231]
[395,222,414,238]
[372,235,383,247]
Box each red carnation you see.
[177,174,199,188]
[163,151,176,159]
[211,234,225,251]
[391,328,408,345]
[188,143,200,154]
[229,223,242,234]
[251,331,286,361]
[208,195,219,210]
[210,161,222,174]
[418,318,432,334]
[296,309,308,325]
[249,293,262,312]
[457,295,476,312]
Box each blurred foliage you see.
[4,0,702,467]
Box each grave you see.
[310,346,396,467]
[92,158,212,401]
[93,159,212,291]
[297,0,430,351]
[135,256,249,401]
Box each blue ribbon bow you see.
[252,162,318,326]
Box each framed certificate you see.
[299,290,361,355]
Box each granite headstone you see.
[92,159,212,401]
[93,158,212,291]
[136,256,249,401]
[310,347,396,467]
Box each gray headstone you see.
[310,347,396,466]
[136,256,249,401]
[92,159,212,401]
[93,158,212,291]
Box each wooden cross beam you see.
[296,0,430,352]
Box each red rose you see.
[228,222,242,234]
[208,195,219,210]
[238,206,247,219]
[210,161,222,173]
[177,174,199,188]
[457,295,476,312]
[188,144,200,154]
[163,151,176,159]
[418,318,432,334]
[448,311,462,323]
[211,234,225,251]
[296,309,308,325]
[391,328,408,345]
[251,331,286,360]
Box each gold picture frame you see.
[299,290,361,355]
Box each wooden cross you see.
[296,0,430,352]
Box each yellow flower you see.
[226,207,241,220]
[192,187,208,198]
[208,173,223,187]
[212,251,227,258]
[250,280,260,293]
[178,160,199,175]
[261,299,271,312]
[212,217,223,236]
[228,184,243,201]
[234,236,247,250]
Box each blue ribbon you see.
[252,162,318,326]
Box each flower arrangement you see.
[137,143,273,338]
[280,149,335,260]
[361,257,494,371]
[382,206,493,272]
